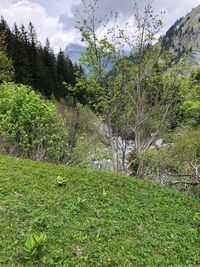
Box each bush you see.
[0,83,69,161]
[57,101,110,166]
[0,51,14,83]
[181,100,200,126]
[161,129,200,172]
[141,129,200,196]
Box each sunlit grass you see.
[0,154,199,266]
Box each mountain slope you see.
[162,5,200,67]
[64,42,114,75]
[64,43,86,64]
[0,154,199,266]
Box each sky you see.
[0,0,200,52]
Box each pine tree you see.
[0,17,79,100]
[0,27,14,82]
[56,49,69,98]
[42,39,58,97]
[27,22,38,88]
[11,24,32,84]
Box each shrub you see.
[57,101,110,166]
[142,129,200,196]
[181,100,200,126]
[0,83,69,161]
[0,51,14,83]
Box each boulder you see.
[155,139,164,147]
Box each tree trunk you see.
[135,74,142,151]
[136,158,144,178]
[108,114,117,173]
[134,75,144,178]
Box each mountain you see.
[66,6,200,73]
[64,42,114,74]
[162,5,200,67]
[64,43,90,74]
[64,43,86,64]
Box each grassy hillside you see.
[0,154,199,266]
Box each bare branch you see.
[144,103,171,151]
[165,169,200,185]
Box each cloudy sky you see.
[0,0,200,52]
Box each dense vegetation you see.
[1,2,200,195]
[0,82,109,165]
[0,154,199,266]
[0,16,84,100]
[0,1,200,266]
[0,82,69,161]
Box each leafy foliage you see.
[0,51,14,83]
[0,83,69,161]
[142,129,200,196]
[56,176,67,186]
[181,100,200,125]
[180,69,200,125]
[0,28,14,83]
[57,101,110,166]
[24,233,47,260]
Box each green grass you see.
[0,154,199,266]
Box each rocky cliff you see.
[162,5,200,67]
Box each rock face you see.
[162,5,200,68]
[188,47,200,66]
[90,135,135,171]
[64,43,115,75]
[90,159,113,170]
[155,139,164,147]
[64,43,86,64]
[96,120,110,141]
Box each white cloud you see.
[0,0,13,8]
[1,0,200,52]
[0,0,79,52]
[60,0,200,36]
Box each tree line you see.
[0,16,83,100]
